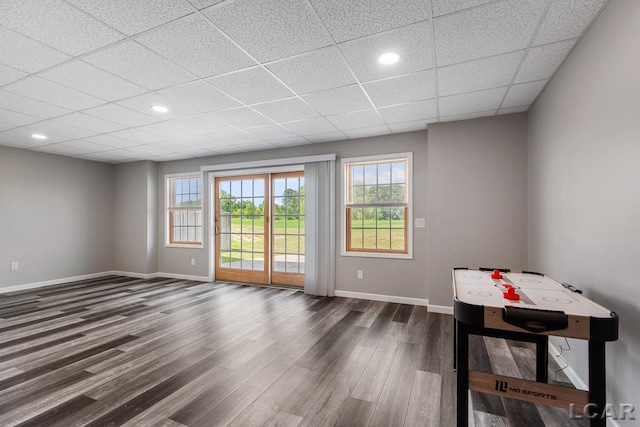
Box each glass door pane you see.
[215,174,269,284]
[271,171,305,286]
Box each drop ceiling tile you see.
[498,106,529,115]
[433,0,546,66]
[326,110,385,131]
[244,125,297,140]
[209,145,248,154]
[127,144,175,155]
[48,140,113,153]
[76,151,133,162]
[52,113,126,134]
[136,122,197,140]
[209,130,261,144]
[137,14,256,78]
[87,149,143,159]
[27,120,96,140]
[305,131,347,143]
[0,26,71,73]
[209,108,273,128]
[187,0,225,10]
[205,0,332,62]
[158,81,241,113]
[0,0,123,56]
[67,0,194,36]
[4,77,106,110]
[379,99,438,124]
[440,110,496,122]
[83,104,159,128]
[0,122,15,132]
[85,134,140,149]
[431,0,495,17]
[266,47,356,95]
[235,141,278,151]
[0,90,72,120]
[515,39,576,83]
[310,0,429,42]
[251,98,320,123]
[388,120,429,133]
[363,70,436,107]
[502,80,547,108]
[438,50,524,97]
[34,143,94,156]
[281,117,338,136]
[108,128,167,144]
[339,21,433,82]
[207,67,295,105]
[344,126,391,139]
[534,0,607,46]
[439,86,507,116]
[84,41,196,90]
[116,93,198,120]
[0,64,27,86]
[171,135,226,150]
[39,61,148,102]
[3,126,70,144]
[302,85,372,116]
[269,137,310,147]
[0,108,41,127]
[0,134,49,148]
[170,115,234,135]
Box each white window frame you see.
[341,152,413,260]
[165,172,204,249]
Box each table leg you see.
[535,335,548,383]
[589,341,606,427]
[456,320,469,427]
[453,316,458,371]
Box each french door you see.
[214,171,304,286]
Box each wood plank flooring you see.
[0,276,586,427]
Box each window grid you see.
[346,159,408,254]
[168,176,203,245]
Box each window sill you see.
[340,250,413,260]
[165,243,204,249]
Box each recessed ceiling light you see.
[31,134,47,140]
[151,105,169,113]
[378,52,400,65]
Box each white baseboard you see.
[334,290,428,306]
[428,304,454,315]
[548,341,588,391]
[111,270,156,280]
[0,271,114,294]
[156,272,211,282]
[113,271,211,282]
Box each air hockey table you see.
[453,268,618,427]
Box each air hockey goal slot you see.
[502,306,569,333]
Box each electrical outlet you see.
[10,262,18,271]
[357,270,363,279]
[191,258,195,266]
[415,218,426,228]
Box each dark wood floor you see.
[0,275,586,427]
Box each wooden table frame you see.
[453,268,619,427]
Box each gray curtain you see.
[304,160,336,296]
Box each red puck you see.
[491,269,503,279]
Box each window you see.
[167,174,203,246]
[342,153,412,258]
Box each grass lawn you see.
[219,217,405,263]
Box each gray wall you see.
[156,118,528,304]
[527,0,639,421]
[156,131,430,300]
[113,161,158,274]
[427,114,529,306]
[0,146,114,287]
